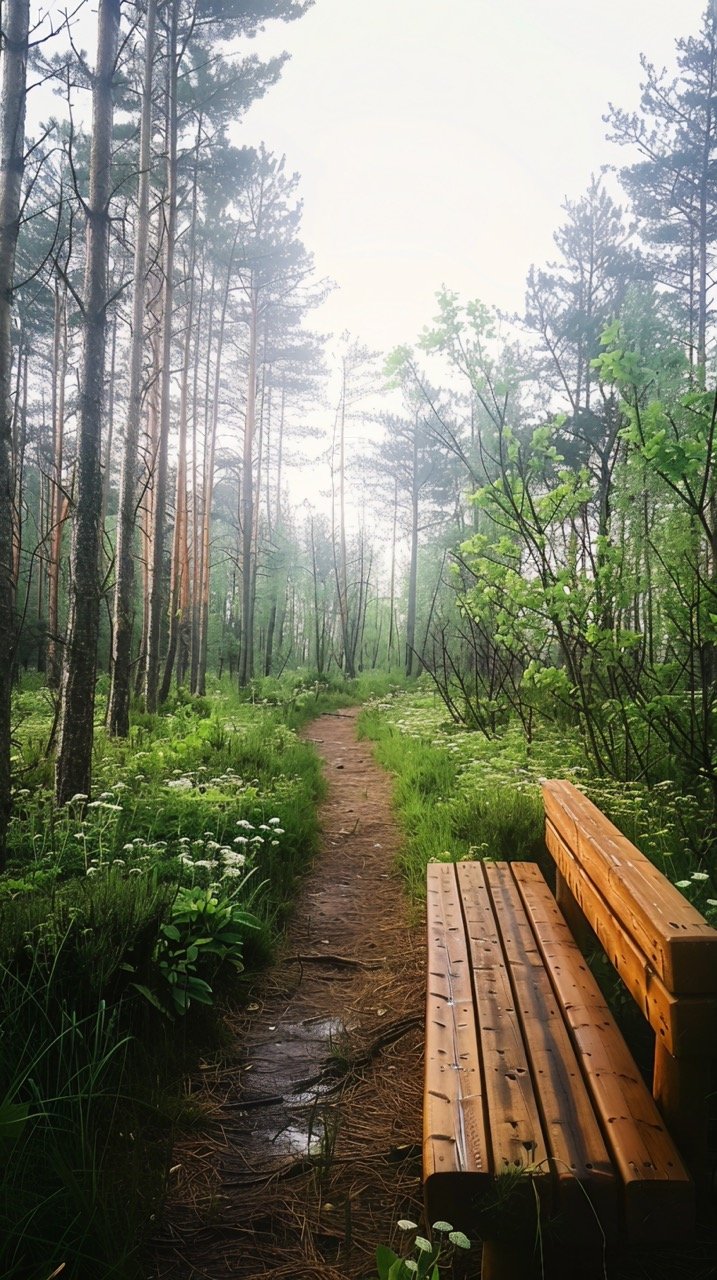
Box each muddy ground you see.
[152,708,430,1280]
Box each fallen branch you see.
[288,953,385,969]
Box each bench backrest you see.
[542,779,717,1061]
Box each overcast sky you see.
[240,0,706,353]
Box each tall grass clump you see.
[359,694,545,898]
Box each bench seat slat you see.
[424,863,491,1208]
[543,781,717,994]
[480,862,616,1234]
[513,862,695,1243]
[456,861,551,1182]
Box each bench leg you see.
[653,1043,710,1178]
[480,1239,542,1280]
[481,1238,611,1280]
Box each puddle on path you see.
[232,1013,349,1170]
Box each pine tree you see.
[0,0,30,860]
[606,4,717,378]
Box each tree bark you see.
[0,0,29,859]
[107,0,156,734]
[405,414,419,677]
[47,283,68,686]
[145,0,177,712]
[55,0,120,804]
[197,233,237,695]
[238,287,258,687]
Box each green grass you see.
[2,675,332,1279]
[359,684,717,916]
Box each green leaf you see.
[431,1221,453,1232]
[0,1100,29,1143]
[414,1238,431,1253]
[131,982,169,1015]
[397,1220,417,1231]
[376,1245,400,1280]
[448,1230,471,1249]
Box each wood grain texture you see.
[543,780,717,994]
[513,861,694,1242]
[424,862,491,1216]
[482,862,616,1234]
[546,819,717,1057]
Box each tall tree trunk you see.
[387,474,398,667]
[189,251,207,692]
[47,283,68,686]
[405,415,419,677]
[145,1,177,712]
[55,0,120,805]
[135,308,161,698]
[197,233,237,695]
[0,0,30,860]
[107,0,156,733]
[11,341,26,592]
[100,310,117,545]
[160,128,200,702]
[239,287,258,687]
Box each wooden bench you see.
[423,779,717,1278]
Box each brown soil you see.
[151,708,427,1280]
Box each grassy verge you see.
[359,683,717,917]
[2,678,328,1280]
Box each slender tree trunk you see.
[47,284,67,686]
[11,342,26,591]
[145,1,177,712]
[189,250,206,692]
[0,0,30,859]
[107,0,156,733]
[697,90,713,382]
[100,310,117,545]
[405,415,419,677]
[160,129,200,701]
[388,474,398,667]
[55,0,120,804]
[135,309,161,698]
[239,287,258,687]
[197,233,237,695]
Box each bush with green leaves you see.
[135,882,260,1016]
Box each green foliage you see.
[362,687,717,915]
[359,691,546,897]
[137,883,260,1017]
[2,681,326,1277]
[374,1219,470,1280]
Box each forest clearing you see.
[2,0,717,1276]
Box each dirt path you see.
[152,708,426,1280]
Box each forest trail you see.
[153,707,426,1280]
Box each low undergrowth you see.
[2,677,327,1280]
[359,683,717,917]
